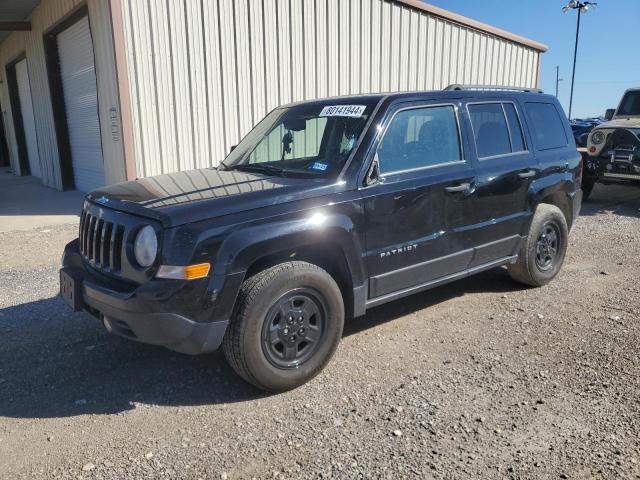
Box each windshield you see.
[220,101,377,177]
[617,91,640,117]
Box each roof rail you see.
[444,84,544,94]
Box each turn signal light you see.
[184,263,211,279]
[156,263,211,280]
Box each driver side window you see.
[378,105,462,174]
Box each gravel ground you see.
[1,183,639,479]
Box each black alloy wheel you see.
[223,261,344,392]
[261,289,326,369]
[507,203,569,287]
[535,222,561,272]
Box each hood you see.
[87,168,345,227]
[597,117,640,130]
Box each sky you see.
[425,0,640,119]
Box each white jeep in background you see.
[582,88,640,199]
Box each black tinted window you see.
[525,102,568,150]
[468,103,511,158]
[378,105,462,173]
[503,103,526,152]
[223,101,376,178]
[617,91,640,116]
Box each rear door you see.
[362,101,477,300]
[463,99,538,266]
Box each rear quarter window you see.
[525,102,568,150]
[468,103,511,158]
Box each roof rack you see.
[444,84,543,94]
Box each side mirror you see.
[605,109,615,121]
[365,154,381,186]
[229,145,237,153]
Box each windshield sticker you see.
[319,105,366,117]
[310,162,328,171]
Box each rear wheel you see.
[508,203,568,287]
[223,261,344,392]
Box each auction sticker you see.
[310,162,328,171]
[319,105,366,117]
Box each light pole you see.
[562,1,597,120]
[555,66,563,98]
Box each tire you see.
[582,179,595,201]
[508,203,569,287]
[223,261,344,392]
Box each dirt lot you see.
[1,184,639,479]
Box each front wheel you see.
[223,261,344,392]
[508,204,569,287]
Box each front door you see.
[362,101,476,300]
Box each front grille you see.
[79,209,124,272]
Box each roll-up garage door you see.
[57,16,105,192]
[15,59,41,179]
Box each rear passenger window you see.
[525,102,568,150]
[468,102,528,158]
[377,105,462,174]
[468,103,511,158]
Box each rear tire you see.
[508,204,568,287]
[223,261,344,392]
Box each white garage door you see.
[57,16,105,192]
[15,59,41,179]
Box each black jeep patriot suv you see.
[61,86,582,391]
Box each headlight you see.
[134,225,158,268]
[591,131,605,145]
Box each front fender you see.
[203,211,367,323]
[215,212,366,284]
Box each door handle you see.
[444,182,471,193]
[518,169,536,179]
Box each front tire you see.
[223,261,344,392]
[508,203,569,287]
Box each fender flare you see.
[529,172,577,227]
[210,212,367,294]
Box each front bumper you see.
[585,153,640,183]
[61,241,229,355]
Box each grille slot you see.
[80,210,124,272]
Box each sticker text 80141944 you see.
[319,105,366,117]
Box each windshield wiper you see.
[230,164,285,176]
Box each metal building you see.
[0,0,547,193]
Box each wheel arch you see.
[531,176,576,229]
[244,243,356,318]
[539,190,573,228]
[212,214,367,320]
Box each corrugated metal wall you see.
[120,0,542,178]
[0,0,125,190]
